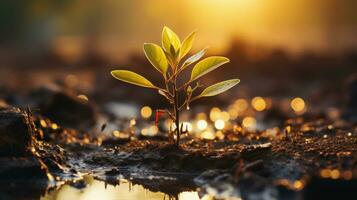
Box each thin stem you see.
[171,60,181,146]
[177,80,193,91]
[174,87,180,146]
[178,99,188,111]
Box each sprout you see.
[111,26,239,146]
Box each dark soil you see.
[0,80,356,199]
[29,116,356,198]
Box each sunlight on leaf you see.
[180,31,196,59]
[111,70,157,89]
[143,43,168,76]
[162,26,181,54]
[110,26,236,146]
[199,79,240,97]
[182,48,207,70]
[190,56,229,81]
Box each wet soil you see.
[0,80,356,199]
[29,117,356,199]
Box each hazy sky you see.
[3,0,357,60]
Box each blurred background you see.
[0,0,356,132]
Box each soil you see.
[32,116,357,199]
[0,79,356,199]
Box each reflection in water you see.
[41,176,202,200]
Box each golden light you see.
[331,169,340,179]
[251,96,266,111]
[242,117,256,130]
[112,130,129,139]
[44,177,166,200]
[234,98,248,112]
[141,126,158,136]
[141,128,148,136]
[210,107,221,121]
[216,131,225,140]
[320,169,331,178]
[112,130,120,137]
[129,119,136,126]
[220,111,230,121]
[293,180,304,190]
[214,119,225,130]
[197,120,208,130]
[265,127,279,138]
[201,130,215,140]
[196,112,207,120]
[228,106,239,120]
[77,94,89,102]
[290,97,305,113]
[40,120,47,128]
[179,191,200,200]
[150,125,159,134]
[182,122,193,132]
[140,106,152,118]
[51,123,58,130]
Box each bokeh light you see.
[214,119,225,130]
[140,106,152,119]
[220,111,230,121]
[251,96,266,111]
[197,120,208,130]
[141,125,158,136]
[290,97,306,113]
[210,107,221,121]
[201,130,215,140]
[234,99,248,112]
[228,106,239,120]
[242,116,256,130]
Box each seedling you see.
[111,26,239,146]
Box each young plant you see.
[111,27,239,146]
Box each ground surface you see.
[28,116,356,199]
[0,77,356,199]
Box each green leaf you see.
[162,26,181,54]
[143,43,168,76]
[190,56,229,81]
[111,70,157,89]
[182,48,207,70]
[199,79,240,97]
[179,31,196,59]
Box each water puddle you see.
[41,176,205,200]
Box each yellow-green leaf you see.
[199,79,240,97]
[143,43,168,76]
[190,56,229,81]
[111,70,157,89]
[182,48,207,70]
[162,26,181,54]
[179,31,196,59]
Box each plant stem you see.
[174,88,180,146]
[172,61,180,146]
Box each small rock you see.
[29,86,97,129]
[0,107,32,156]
